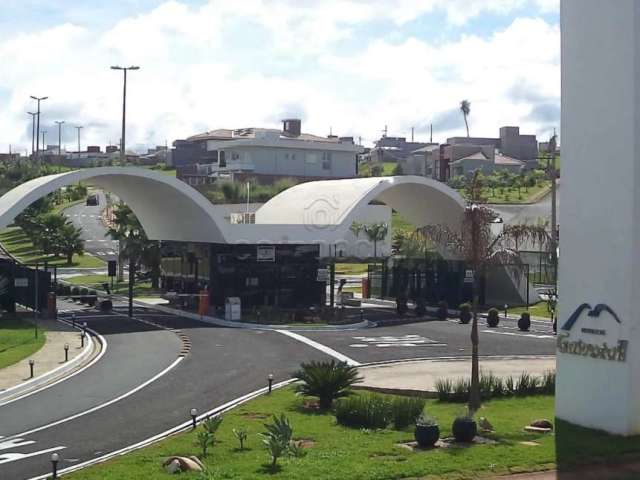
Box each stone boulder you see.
[162,456,205,474]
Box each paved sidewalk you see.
[357,356,556,393]
[0,318,85,392]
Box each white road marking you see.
[350,334,446,348]
[0,438,35,450]
[277,330,360,366]
[482,330,555,339]
[0,446,65,465]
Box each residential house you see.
[171,119,362,186]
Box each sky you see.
[0,0,559,154]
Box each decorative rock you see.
[530,419,554,430]
[162,456,205,473]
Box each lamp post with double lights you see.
[30,95,47,159]
[110,65,140,165]
[27,112,37,157]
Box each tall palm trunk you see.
[464,115,470,137]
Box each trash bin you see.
[225,297,241,321]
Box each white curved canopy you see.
[0,169,464,246]
[255,175,465,231]
[0,167,225,243]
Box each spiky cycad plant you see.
[418,171,549,414]
[293,360,363,409]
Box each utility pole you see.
[547,133,558,285]
[430,123,433,143]
[75,126,83,153]
[41,130,46,152]
[27,112,37,157]
[55,121,65,158]
[30,96,48,160]
[111,65,140,165]
[411,126,414,142]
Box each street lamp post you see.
[27,112,37,157]
[41,130,47,153]
[75,126,83,153]
[30,95,48,159]
[111,65,140,165]
[55,121,65,158]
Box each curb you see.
[0,319,97,406]
[133,301,375,332]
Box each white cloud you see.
[0,1,560,153]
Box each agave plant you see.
[293,360,363,409]
[260,414,294,469]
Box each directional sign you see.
[14,278,28,288]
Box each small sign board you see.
[14,278,28,287]
[317,268,329,282]
[256,245,275,262]
[107,260,117,277]
[464,269,474,284]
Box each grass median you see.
[0,316,46,370]
[63,386,640,480]
[0,227,104,268]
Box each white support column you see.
[559,0,640,434]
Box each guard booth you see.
[0,258,52,313]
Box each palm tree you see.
[418,171,549,413]
[363,222,388,257]
[293,360,362,409]
[58,223,85,265]
[460,100,471,137]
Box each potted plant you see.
[414,414,440,448]
[518,311,531,331]
[437,301,448,321]
[459,303,472,324]
[452,414,477,443]
[396,294,408,316]
[415,298,426,317]
[487,307,500,327]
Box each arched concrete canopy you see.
[254,175,465,233]
[0,167,225,243]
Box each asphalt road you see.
[64,191,118,262]
[1,307,556,478]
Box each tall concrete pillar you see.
[558,0,640,434]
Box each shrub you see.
[87,290,97,307]
[396,294,408,315]
[99,299,113,311]
[71,286,80,300]
[390,396,426,429]
[414,298,426,316]
[80,288,89,304]
[515,372,540,396]
[233,428,248,450]
[452,415,477,443]
[261,414,294,469]
[196,431,214,458]
[63,284,71,296]
[293,360,362,409]
[437,301,448,320]
[487,307,500,327]
[335,394,390,429]
[459,303,471,324]
[203,416,223,437]
[434,378,453,402]
[540,370,556,394]
[518,312,531,331]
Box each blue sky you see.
[0,0,559,152]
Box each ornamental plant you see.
[293,360,362,409]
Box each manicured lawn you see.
[459,181,551,205]
[63,386,640,480]
[0,227,104,268]
[62,274,161,297]
[504,302,553,319]
[65,388,552,480]
[0,316,45,369]
[335,263,368,276]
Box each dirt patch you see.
[239,412,269,420]
[293,438,316,449]
[397,436,499,452]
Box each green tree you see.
[58,223,85,265]
[363,222,388,257]
[419,171,549,413]
[460,99,471,137]
[293,360,362,409]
